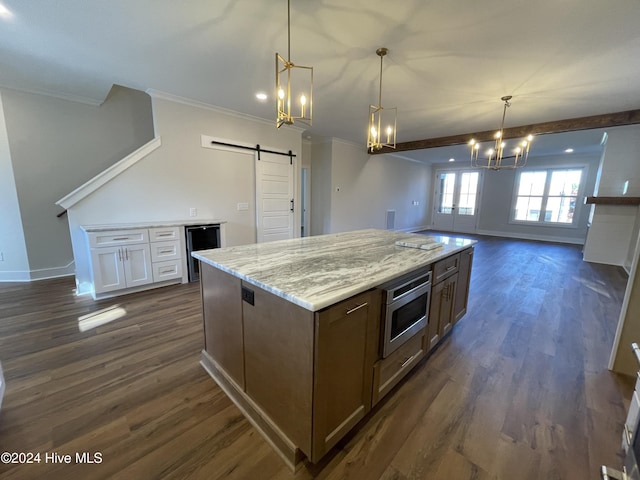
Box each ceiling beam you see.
[373,109,640,154]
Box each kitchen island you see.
[193,229,475,469]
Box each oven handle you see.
[387,281,431,310]
[385,271,432,304]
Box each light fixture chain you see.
[287,0,291,62]
[378,53,384,107]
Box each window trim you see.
[509,166,587,229]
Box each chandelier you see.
[469,96,533,170]
[276,0,313,128]
[367,47,397,152]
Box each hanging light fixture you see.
[276,0,313,128]
[469,96,533,170]
[367,47,397,152]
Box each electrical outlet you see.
[189,208,197,217]
[237,202,249,211]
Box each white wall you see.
[584,125,640,266]
[0,92,29,280]
[310,138,431,235]
[68,94,303,294]
[0,85,154,280]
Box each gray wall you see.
[430,153,600,243]
[1,85,154,278]
[310,139,432,235]
[67,95,302,295]
[310,140,333,236]
[0,92,29,278]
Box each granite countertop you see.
[82,220,226,232]
[193,229,476,311]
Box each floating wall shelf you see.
[584,196,640,205]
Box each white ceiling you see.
[1,0,639,159]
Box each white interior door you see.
[432,170,481,233]
[256,151,294,243]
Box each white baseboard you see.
[0,261,75,283]
[418,226,584,245]
[397,224,431,233]
[0,271,31,282]
[476,229,584,245]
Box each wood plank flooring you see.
[0,235,634,479]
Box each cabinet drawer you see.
[152,260,183,283]
[433,253,460,283]
[149,226,181,242]
[88,229,148,248]
[150,240,182,262]
[372,331,425,406]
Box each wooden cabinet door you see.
[426,274,458,352]
[454,247,474,324]
[90,246,126,294]
[312,289,380,462]
[122,243,153,288]
[439,273,458,338]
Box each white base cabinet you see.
[90,245,152,294]
[87,227,183,298]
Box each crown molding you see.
[146,89,306,134]
[0,83,104,106]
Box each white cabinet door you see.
[91,246,126,294]
[123,244,153,288]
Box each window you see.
[513,168,583,225]
[437,173,455,214]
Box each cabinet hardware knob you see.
[113,237,129,241]
[125,248,128,260]
[446,265,456,271]
[118,249,122,261]
[346,302,368,315]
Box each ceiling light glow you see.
[449,158,455,162]
[564,148,574,153]
[256,92,268,101]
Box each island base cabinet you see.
[426,273,458,351]
[372,331,425,406]
[242,281,315,456]
[201,265,245,389]
[454,247,474,323]
[311,289,380,462]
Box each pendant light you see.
[469,96,533,170]
[276,0,313,128]
[367,47,397,152]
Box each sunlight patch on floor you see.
[78,305,127,332]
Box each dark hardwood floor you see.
[0,235,633,479]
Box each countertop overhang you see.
[192,229,476,312]
[81,219,226,232]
